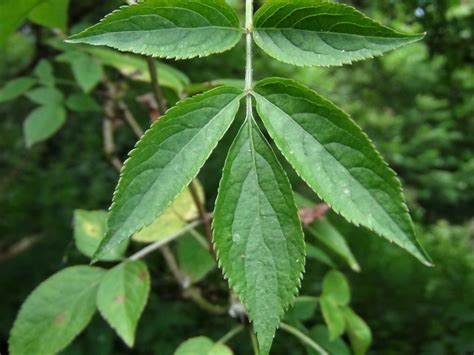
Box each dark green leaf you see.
[97,261,150,347]
[253,0,424,67]
[213,120,305,354]
[66,93,101,112]
[9,266,105,355]
[309,325,350,355]
[254,78,431,266]
[23,104,66,147]
[67,0,242,60]
[95,86,242,261]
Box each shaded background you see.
[1,0,473,354]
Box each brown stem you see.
[118,100,144,137]
[146,56,168,118]
[189,181,214,254]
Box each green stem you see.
[218,324,245,344]
[249,327,259,355]
[280,323,328,355]
[245,0,254,121]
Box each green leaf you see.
[34,59,55,87]
[254,78,431,266]
[306,244,336,268]
[213,120,305,355]
[0,0,44,44]
[322,270,350,307]
[66,93,101,112]
[73,210,128,261]
[95,86,242,261]
[177,232,215,283]
[342,307,372,355]
[23,104,66,147]
[309,325,350,355]
[319,295,345,340]
[284,297,318,322]
[67,0,242,60]
[175,336,233,355]
[26,87,64,105]
[0,77,36,103]
[132,180,204,243]
[28,0,69,30]
[59,52,103,93]
[9,266,105,355]
[97,260,150,347]
[253,0,424,67]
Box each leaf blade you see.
[67,0,242,60]
[95,86,242,261]
[213,120,305,354]
[253,0,424,67]
[253,78,431,266]
[23,104,66,147]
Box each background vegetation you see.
[1,0,473,354]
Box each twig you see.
[218,324,245,344]
[160,244,189,286]
[279,323,328,355]
[102,117,123,172]
[146,56,168,118]
[0,235,42,263]
[183,287,228,315]
[118,100,144,138]
[189,181,214,253]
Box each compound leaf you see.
[254,78,431,266]
[0,77,36,103]
[95,86,242,261]
[9,266,105,355]
[97,260,150,347]
[253,0,424,67]
[213,120,305,355]
[67,0,242,60]
[23,104,66,147]
[26,87,63,105]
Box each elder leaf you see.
[67,0,242,60]
[94,86,242,261]
[213,119,305,355]
[253,0,424,67]
[254,78,431,266]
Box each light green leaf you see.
[73,210,128,261]
[177,232,215,283]
[9,266,105,355]
[28,0,69,30]
[95,86,242,261]
[319,295,345,340]
[23,104,66,147]
[34,59,55,87]
[253,0,424,67]
[322,270,350,307]
[66,93,101,112]
[342,307,372,355]
[309,325,350,355]
[0,77,36,103]
[26,87,63,105]
[213,120,305,355]
[97,260,150,347]
[306,244,336,269]
[67,0,242,60]
[175,336,233,355]
[60,52,103,93]
[132,180,204,243]
[0,0,44,44]
[254,78,431,266]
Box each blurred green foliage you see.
[0,0,473,354]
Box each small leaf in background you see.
[26,87,63,105]
[309,325,350,355]
[254,78,431,266]
[97,260,150,347]
[95,86,242,261]
[319,296,345,340]
[34,59,55,87]
[28,0,69,31]
[66,92,101,112]
[0,77,36,103]
[9,266,105,355]
[175,336,233,355]
[284,297,318,323]
[342,307,372,355]
[306,244,337,268]
[73,210,128,262]
[177,232,215,283]
[0,0,43,44]
[322,270,351,307]
[253,0,424,67]
[23,104,66,147]
[213,120,305,355]
[67,0,242,60]
[70,52,103,93]
[133,181,204,243]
